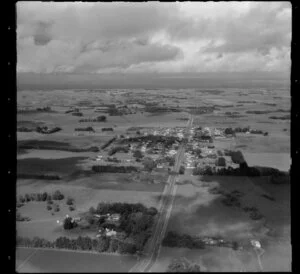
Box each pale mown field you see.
[16,247,137,273]
[150,175,291,272]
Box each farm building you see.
[107,213,121,222]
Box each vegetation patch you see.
[92,165,139,173]
[17,157,87,178]
[167,257,201,272]
[162,231,205,249]
[74,126,95,132]
[16,212,31,222]
[79,116,107,123]
[17,140,99,152]
[261,194,275,201]
[269,114,290,120]
[16,202,158,255]
[242,206,264,220]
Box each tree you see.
[216,157,226,167]
[24,193,31,202]
[230,150,246,164]
[97,115,107,122]
[41,192,48,201]
[86,215,95,225]
[117,238,137,254]
[69,206,75,211]
[47,205,52,211]
[18,195,25,203]
[217,150,223,156]
[96,236,110,252]
[142,157,156,171]
[52,190,64,200]
[224,127,235,135]
[232,241,239,250]
[147,207,158,216]
[53,204,60,212]
[108,237,119,253]
[66,197,74,205]
[133,150,143,159]
[63,217,77,230]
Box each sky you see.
[16,1,291,89]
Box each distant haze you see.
[17,72,290,90]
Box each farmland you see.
[16,247,137,273]
[149,174,291,272]
[17,87,290,272]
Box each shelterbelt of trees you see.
[193,163,290,183]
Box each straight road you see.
[129,115,193,272]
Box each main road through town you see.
[129,115,193,272]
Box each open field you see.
[243,152,291,171]
[17,149,93,160]
[17,87,290,272]
[17,184,163,241]
[17,157,87,174]
[149,246,260,272]
[16,247,137,273]
[148,174,291,272]
[169,175,290,240]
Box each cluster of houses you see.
[150,127,186,140]
[90,125,246,173]
[94,213,121,237]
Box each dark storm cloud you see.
[33,21,53,45]
[73,41,183,73]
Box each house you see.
[107,213,121,222]
[251,240,261,249]
[73,217,81,222]
[105,228,117,237]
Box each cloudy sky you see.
[17,2,291,89]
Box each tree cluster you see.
[102,127,114,131]
[215,157,226,167]
[16,212,31,222]
[36,126,62,134]
[142,157,157,171]
[133,150,144,160]
[162,231,205,249]
[79,115,107,123]
[18,192,49,203]
[72,112,83,117]
[167,257,201,272]
[17,174,61,180]
[93,202,157,251]
[92,165,138,173]
[22,233,137,254]
[74,127,95,132]
[52,190,65,200]
[179,166,185,174]
[224,150,246,165]
[108,145,129,156]
[63,217,78,230]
